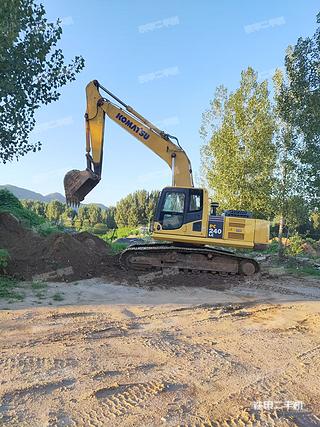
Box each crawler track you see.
[119,243,259,276]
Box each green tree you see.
[61,207,76,227]
[146,190,160,225]
[272,68,304,256]
[0,0,84,163]
[115,190,159,227]
[277,12,320,205]
[200,67,276,217]
[45,200,64,224]
[77,206,89,226]
[21,200,34,211]
[32,201,46,217]
[311,209,320,230]
[87,205,102,226]
[103,206,117,229]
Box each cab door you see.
[157,188,186,230]
[154,188,204,236]
[184,189,203,235]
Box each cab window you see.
[189,190,203,212]
[161,191,185,230]
[163,192,185,213]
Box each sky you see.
[1,0,319,206]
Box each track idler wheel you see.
[239,259,259,276]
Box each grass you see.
[52,292,64,301]
[0,189,62,236]
[0,248,10,271]
[108,242,128,254]
[0,276,24,300]
[35,291,46,299]
[286,265,320,277]
[31,281,47,290]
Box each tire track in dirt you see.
[0,379,75,425]
[182,408,320,426]
[200,340,320,427]
[0,354,77,376]
[70,380,167,426]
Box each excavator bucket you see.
[64,169,100,207]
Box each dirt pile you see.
[0,213,116,281]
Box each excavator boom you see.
[64,80,193,206]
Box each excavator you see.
[64,80,269,276]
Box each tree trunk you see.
[278,215,285,258]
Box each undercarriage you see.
[119,243,259,276]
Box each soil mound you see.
[0,213,115,281]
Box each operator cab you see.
[154,187,203,230]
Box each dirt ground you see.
[1,273,320,426]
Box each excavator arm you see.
[64,80,193,206]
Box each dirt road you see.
[0,274,320,426]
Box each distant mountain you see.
[0,185,108,209]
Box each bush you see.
[0,276,24,300]
[286,233,304,256]
[107,242,128,254]
[35,222,62,236]
[0,249,9,271]
[116,227,140,238]
[265,239,279,254]
[93,223,109,235]
[0,189,44,228]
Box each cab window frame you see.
[188,189,203,213]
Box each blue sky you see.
[1,0,319,206]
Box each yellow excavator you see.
[64,80,269,276]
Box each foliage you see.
[104,206,117,229]
[285,233,304,256]
[200,67,276,217]
[52,292,64,301]
[107,242,128,255]
[0,276,24,300]
[31,281,47,290]
[0,249,10,271]
[45,201,65,224]
[285,264,320,278]
[18,190,158,232]
[276,12,320,205]
[272,68,304,256]
[0,0,84,163]
[116,227,140,238]
[264,240,279,255]
[100,227,142,242]
[0,189,44,227]
[0,190,62,235]
[93,223,109,235]
[87,205,102,226]
[35,222,62,236]
[115,190,159,227]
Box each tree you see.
[45,200,64,224]
[87,205,102,226]
[103,206,117,229]
[77,206,89,226]
[272,68,305,255]
[115,190,159,227]
[200,67,276,217]
[146,191,160,225]
[116,193,137,227]
[277,12,320,205]
[0,0,84,163]
[33,201,46,217]
[61,207,76,227]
